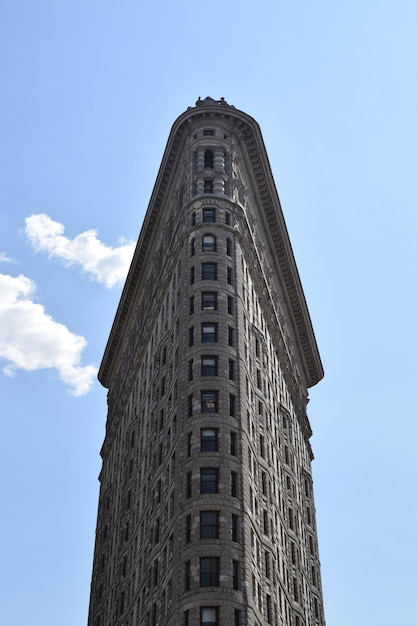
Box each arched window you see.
[202,234,216,252]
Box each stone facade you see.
[87,98,326,626]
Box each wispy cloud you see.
[0,252,13,263]
[25,213,135,288]
[0,273,97,395]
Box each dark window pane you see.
[202,263,217,280]
[202,292,217,310]
[200,468,219,494]
[203,208,216,222]
[204,150,214,168]
[201,356,218,376]
[200,557,219,586]
[201,428,218,452]
[200,511,219,538]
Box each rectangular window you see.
[227,266,233,284]
[228,326,234,346]
[227,296,233,314]
[186,515,191,543]
[201,356,218,376]
[185,560,191,590]
[256,369,262,389]
[202,323,217,342]
[200,468,219,494]
[201,390,218,413]
[201,428,218,452]
[189,326,194,346]
[262,471,267,495]
[232,514,239,542]
[188,394,193,417]
[260,435,265,458]
[190,266,195,284]
[200,510,219,538]
[186,472,192,498]
[202,262,217,280]
[190,238,195,256]
[188,359,193,381]
[230,431,237,456]
[266,594,272,623]
[202,291,217,310]
[228,359,235,380]
[265,549,271,579]
[232,560,240,589]
[184,610,189,626]
[231,471,238,497]
[189,296,194,314]
[203,208,216,222]
[263,510,269,536]
[203,129,215,136]
[293,577,298,601]
[200,557,219,586]
[229,394,236,417]
[290,541,296,565]
[234,609,241,626]
[187,432,192,457]
[201,606,219,626]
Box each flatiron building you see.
[88,97,326,626]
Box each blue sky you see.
[1,2,416,624]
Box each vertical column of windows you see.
[184,206,242,618]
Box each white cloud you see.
[25,213,136,288]
[0,252,13,263]
[0,273,97,395]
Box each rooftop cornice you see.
[99,98,324,388]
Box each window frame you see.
[201,355,218,376]
[200,510,220,539]
[203,208,216,222]
[202,262,217,280]
[201,390,219,413]
[202,234,217,252]
[200,428,219,452]
[200,606,219,626]
[200,467,219,494]
[201,323,218,343]
[200,557,220,587]
[201,291,217,310]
